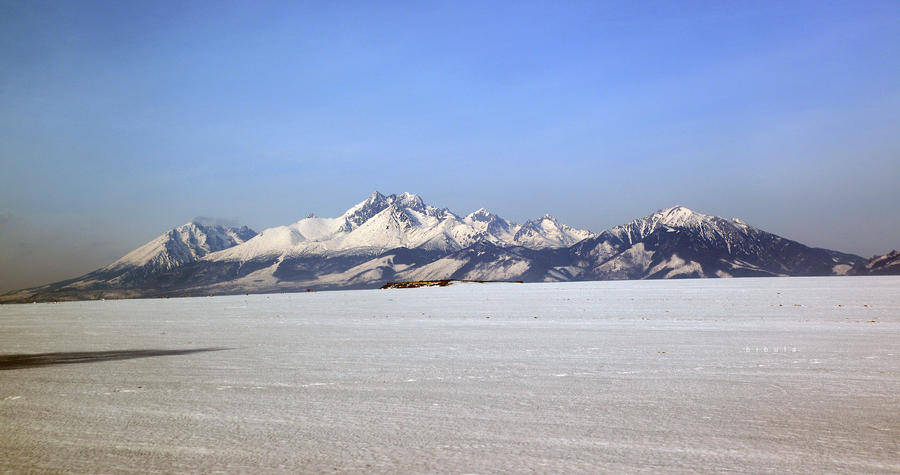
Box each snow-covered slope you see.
[106,222,257,271]
[602,206,758,250]
[0,221,258,302]
[1,199,870,304]
[513,214,595,248]
[571,206,861,280]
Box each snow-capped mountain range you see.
[213,192,592,261]
[107,221,257,271]
[2,192,891,303]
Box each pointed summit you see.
[514,214,593,248]
[467,207,497,222]
[644,205,758,232]
[105,221,256,271]
[649,206,708,228]
[3,195,872,305]
[520,213,561,229]
[357,191,387,209]
[463,207,514,240]
[603,204,764,252]
[342,191,391,229]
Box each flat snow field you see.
[1,277,899,473]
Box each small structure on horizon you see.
[380,279,523,289]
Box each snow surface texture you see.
[1,276,899,473]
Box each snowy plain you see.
[1,276,899,473]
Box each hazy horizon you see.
[2,1,899,292]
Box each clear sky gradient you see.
[2,0,899,291]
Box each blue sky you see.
[1,0,899,291]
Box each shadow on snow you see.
[0,348,230,370]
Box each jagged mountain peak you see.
[645,205,753,231]
[207,192,597,262]
[160,221,256,250]
[342,191,432,229]
[3,200,878,303]
[520,214,556,229]
[514,213,594,249]
[344,190,387,213]
[539,213,559,222]
[184,220,256,239]
[650,205,711,226]
[105,221,257,271]
[462,207,514,242]
[574,204,866,281]
[467,207,499,222]
[395,191,425,210]
[341,192,388,230]
[611,205,749,242]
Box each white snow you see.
[833,264,853,275]
[106,222,255,270]
[511,214,594,248]
[593,242,655,277]
[644,253,705,278]
[1,276,898,472]
[608,205,751,248]
[455,257,530,281]
[397,257,469,282]
[208,193,596,263]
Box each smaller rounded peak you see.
[659,205,696,214]
[654,205,703,221]
[648,205,723,229]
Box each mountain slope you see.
[209,192,595,262]
[570,206,861,280]
[1,196,878,304]
[851,250,900,275]
[513,214,595,248]
[2,221,257,301]
[106,221,257,271]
